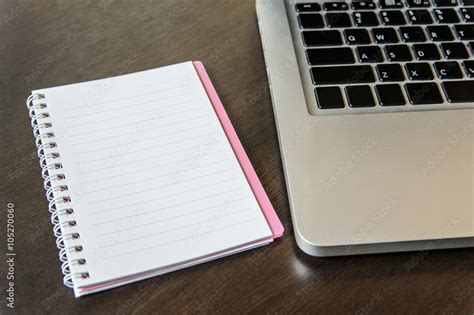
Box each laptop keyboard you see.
[293,0,474,113]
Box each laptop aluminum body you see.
[256,0,473,256]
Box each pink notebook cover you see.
[76,62,283,295]
[193,61,284,238]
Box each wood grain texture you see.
[0,0,473,313]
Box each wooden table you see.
[1,0,473,313]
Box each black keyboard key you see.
[385,44,413,61]
[413,43,441,60]
[433,0,458,6]
[407,0,430,7]
[434,61,463,79]
[307,47,355,65]
[407,10,434,24]
[372,27,399,43]
[302,30,342,46]
[454,24,474,40]
[353,11,379,26]
[440,42,469,59]
[324,2,349,11]
[380,0,403,9]
[315,86,345,108]
[427,25,454,41]
[463,60,474,77]
[351,1,377,10]
[376,64,405,81]
[460,8,474,22]
[460,0,474,5]
[344,29,371,44]
[299,14,325,28]
[356,46,384,62]
[442,80,474,102]
[380,10,406,25]
[345,85,376,107]
[434,8,460,23]
[326,13,352,27]
[375,84,406,106]
[400,26,427,42]
[296,3,322,12]
[405,62,434,80]
[310,65,375,84]
[405,83,443,104]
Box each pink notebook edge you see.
[192,61,284,238]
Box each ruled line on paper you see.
[68,103,205,129]
[83,158,231,195]
[91,187,244,222]
[76,121,211,155]
[80,142,222,173]
[71,113,210,144]
[63,91,201,120]
[64,83,187,111]
[102,218,257,260]
[92,187,243,225]
[57,78,171,108]
[88,177,239,214]
[96,200,249,236]
[76,130,218,165]
[69,112,210,137]
[80,148,226,181]
[71,111,209,146]
[99,209,253,248]
[86,168,235,203]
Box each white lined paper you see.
[33,61,273,290]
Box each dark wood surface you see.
[1,0,473,313]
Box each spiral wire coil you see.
[27,94,90,288]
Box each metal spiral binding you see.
[27,94,90,289]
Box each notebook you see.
[26,61,283,297]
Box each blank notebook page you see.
[33,61,273,289]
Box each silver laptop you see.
[256,0,473,256]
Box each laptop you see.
[256,0,473,256]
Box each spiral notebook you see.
[26,61,283,297]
